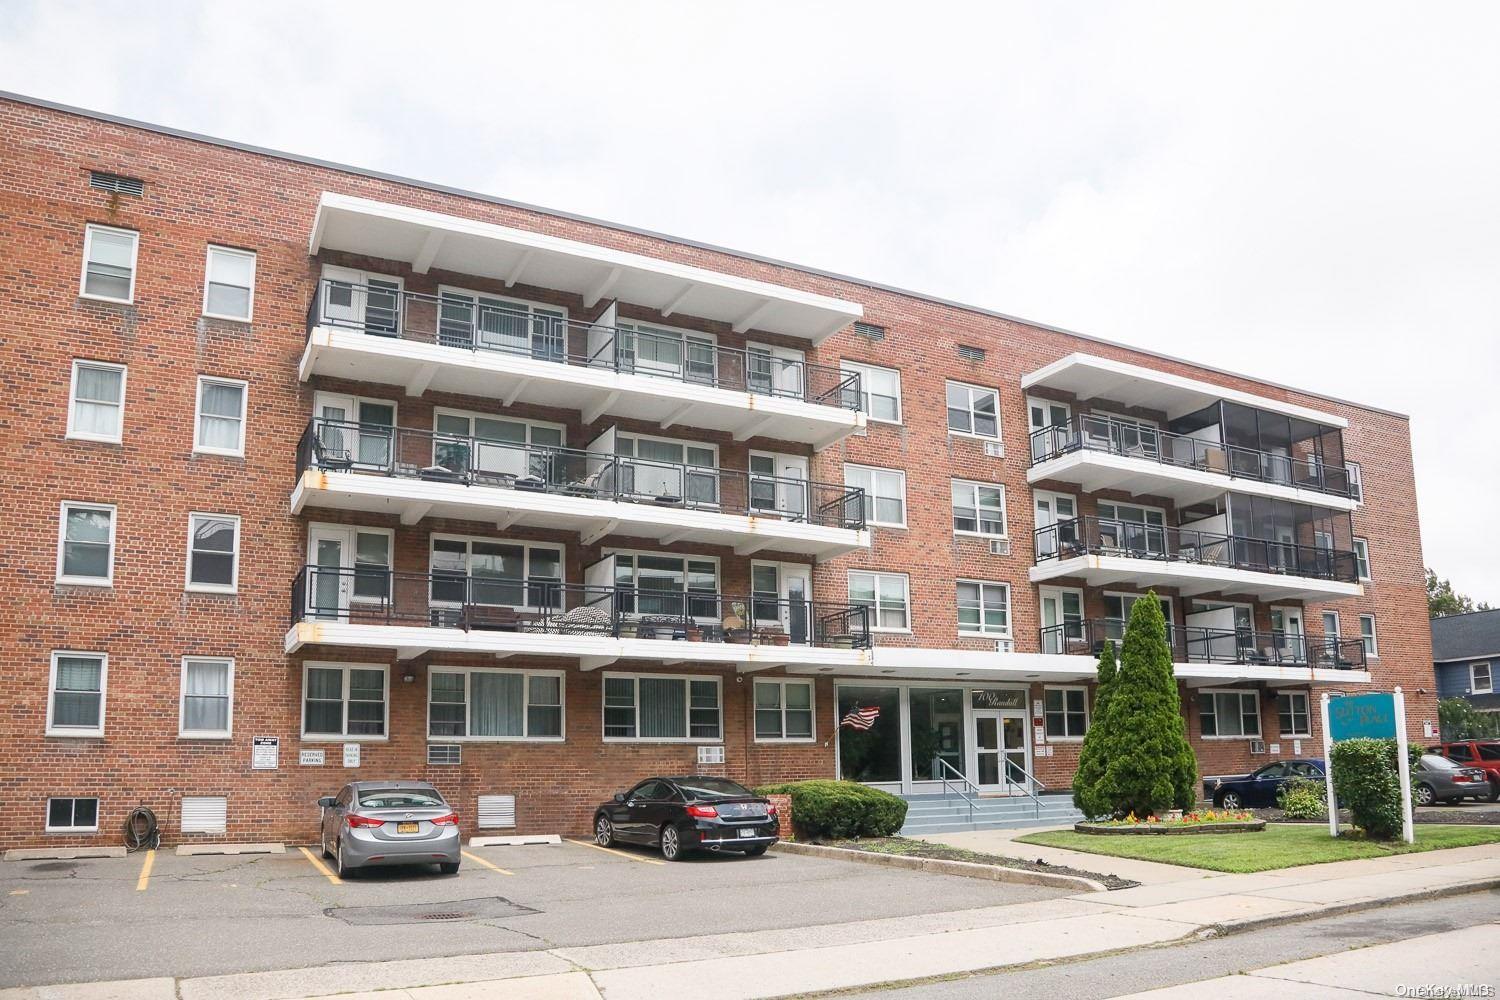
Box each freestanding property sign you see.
[1320,688,1414,844]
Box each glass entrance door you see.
[974,712,1003,790]
[1001,716,1030,790]
[975,710,1031,793]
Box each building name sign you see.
[970,689,1025,710]
[1327,693,1398,742]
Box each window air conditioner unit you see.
[1249,739,1266,755]
[697,745,726,765]
[983,441,1004,458]
[427,744,461,765]
[989,538,1010,556]
[994,638,1014,654]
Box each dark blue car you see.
[1207,759,1325,808]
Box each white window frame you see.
[848,570,911,633]
[840,360,902,424]
[433,406,568,447]
[426,666,565,742]
[1104,591,1174,626]
[1198,688,1262,739]
[1346,461,1363,502]
[45,796,100,834]
[306,523,395,606]
[1321,611,1341,640]
[844,464,907,528]
[300,662,390,742]
[46,651,107,738]
[1096,499,1167,524]
[945,380,1001,439]
[753,678,816,743]
[56,501,117,587]
[1472,662,1494,696]
[193,376,248,457]
[178,657,235,739]
[1277,690,1312,738]
[951,479,1008,538]
[1353,537,1371,581]
[66,360,127,443]
[600,671,723,744]
[1359,615,1379,658]
[202,245,257,322]
[956,579,1012,638]
[185,512,241,593]
[79,224,138,303]
[429,534,566,609]
[1043,685,1090,741]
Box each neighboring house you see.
[1433,609,1500,712]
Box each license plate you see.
[738,827,757,839]
[397,822,419,834]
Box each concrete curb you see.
[772,840,1109,892]
[175,843,285,856]
[1203,874,1500,937]
[3,846,127,861]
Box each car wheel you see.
[439,862,460,875]
[320,832,333,860]
[1415,783,1435,806]
[660,824,685,862]
[1486,780,1500,803]
[1219,791,1242,810]
[335,839,352,879]
[595,815,615,848]
[742,845,768,858]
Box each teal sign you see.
[1328,693,1398,741]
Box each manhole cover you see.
[325,896,537,926]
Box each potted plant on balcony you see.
[685,624,704,642]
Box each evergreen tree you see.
[1071,640,1118,818]
[1092,593,1198,816]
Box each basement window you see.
[46,797,100,833]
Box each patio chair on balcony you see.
[311,438,355,472]
[419,464,467,485]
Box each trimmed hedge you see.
[1330,738,1417,840]
[1277,777,1328,820]
[754,780,908,840]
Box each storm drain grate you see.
[325,896,537,926]
[418,911,473,921]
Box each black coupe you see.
[593,775,779,861]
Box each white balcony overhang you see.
[1028,450,1359,511]
[309,192,863,343]
[1022,354,1349,427]
[284,620,873,672]
[1029,555,1364,602]
[779,646,1370,686]
[299,326,865,448]
[292,470,870,559]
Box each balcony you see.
[284,566,872,671]
[1031,516,1363,601]
[1039,619,1366,672]
[1029,414,1359,510]
[294,419,870,559]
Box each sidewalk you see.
[5,844,1499,1000]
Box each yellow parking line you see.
[299,845,342,885]
[135,849,154,892]
[566,838,666,865]
[461,850,514,875]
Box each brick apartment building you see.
[0,92,1435,847]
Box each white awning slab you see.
[310,192,863,343]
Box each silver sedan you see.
[318,781,462,877]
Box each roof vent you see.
[89,171,145,197]
[853,322,886,341]
[957,344,985,362]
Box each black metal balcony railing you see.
[1038,618,1366,670]
[290,566,872,649]
[308,279,861,411]
[298,419,866,531]
[1033,515,1360,583]
[1029,415,1357,499]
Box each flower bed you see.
[1075,809,1265,836]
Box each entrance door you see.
[1034,492,1077,558]
[973,711,1030,793]
[1001,716,1030,790]
[321,265,402,335]
[752,562,813,644]
[748,343,806,400]
[750,452,809,521]
[314,393,395,470]
[1270,606,1306,663]
[1027,398,1072,461]
[1039,588,1084,654]
[307,525,353,620]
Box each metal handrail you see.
[1038,618,1367,670]
[1001,757,1047,818]
[1028,414,1356,499]
[308,279,862,411]
[931,757,977,826]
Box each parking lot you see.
[0,839,1067,987]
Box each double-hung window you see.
[1353,538,1371,581]
[46,797,100,833]
[1277,692,1311,737]
[1199,690,1261,738]
[203,246,256,321]
[67,361,126,442]
[952,480,1006,536]
[957,581,1011,637]
[194,377,247,456]
[602,673,721,741]
[1322,611,1341,640]
[754,680,815,741]
[80,224,138,302]
[186,513,240,592]
[839,361,901,422]
[302,663,387,739]
[1472,662,1493,696]
[848,571,909,631]
[430,537,564,609]
[179,657,233,738]
[613,553,719,619]
[57,502,115,585]
[844,465,906,527]
[428,668,563,740]
[47,652,107,737]
[945,381,999,438]
[1359,615,1378,658]
[1043,687,1088,738]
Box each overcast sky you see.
[4,2,1497,603]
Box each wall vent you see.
[853,322,886,341]
[427,744,461,765]
[697,744,726,765]
[89,171,145,197]
[956,344,985,362]
[477,794,517,828]
[181,796,228,834]
[988,538,1011,556]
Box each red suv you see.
[1427,742,1500,801]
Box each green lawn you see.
[1014,823,1500,873]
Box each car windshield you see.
[675,777,753,799]
[1421,754,1461,771]
[358,788,445,808]
[1479,745,1500,762]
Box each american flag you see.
[841,705,880,730]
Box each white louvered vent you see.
[476,794,516,829]
[853,321,886,341]
[428,744,461,765]
[697,745,726,765]
[983,440,1004,458]
[956,344,985,362]
[181,796,227,834]
[89,171,145,197]
[989,538,1011,556]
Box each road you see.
[838,887,1500,999]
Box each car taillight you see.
[346,814,384,828]
[685,804,718,818]
[766,802,778,818]
[431,813,459,826]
